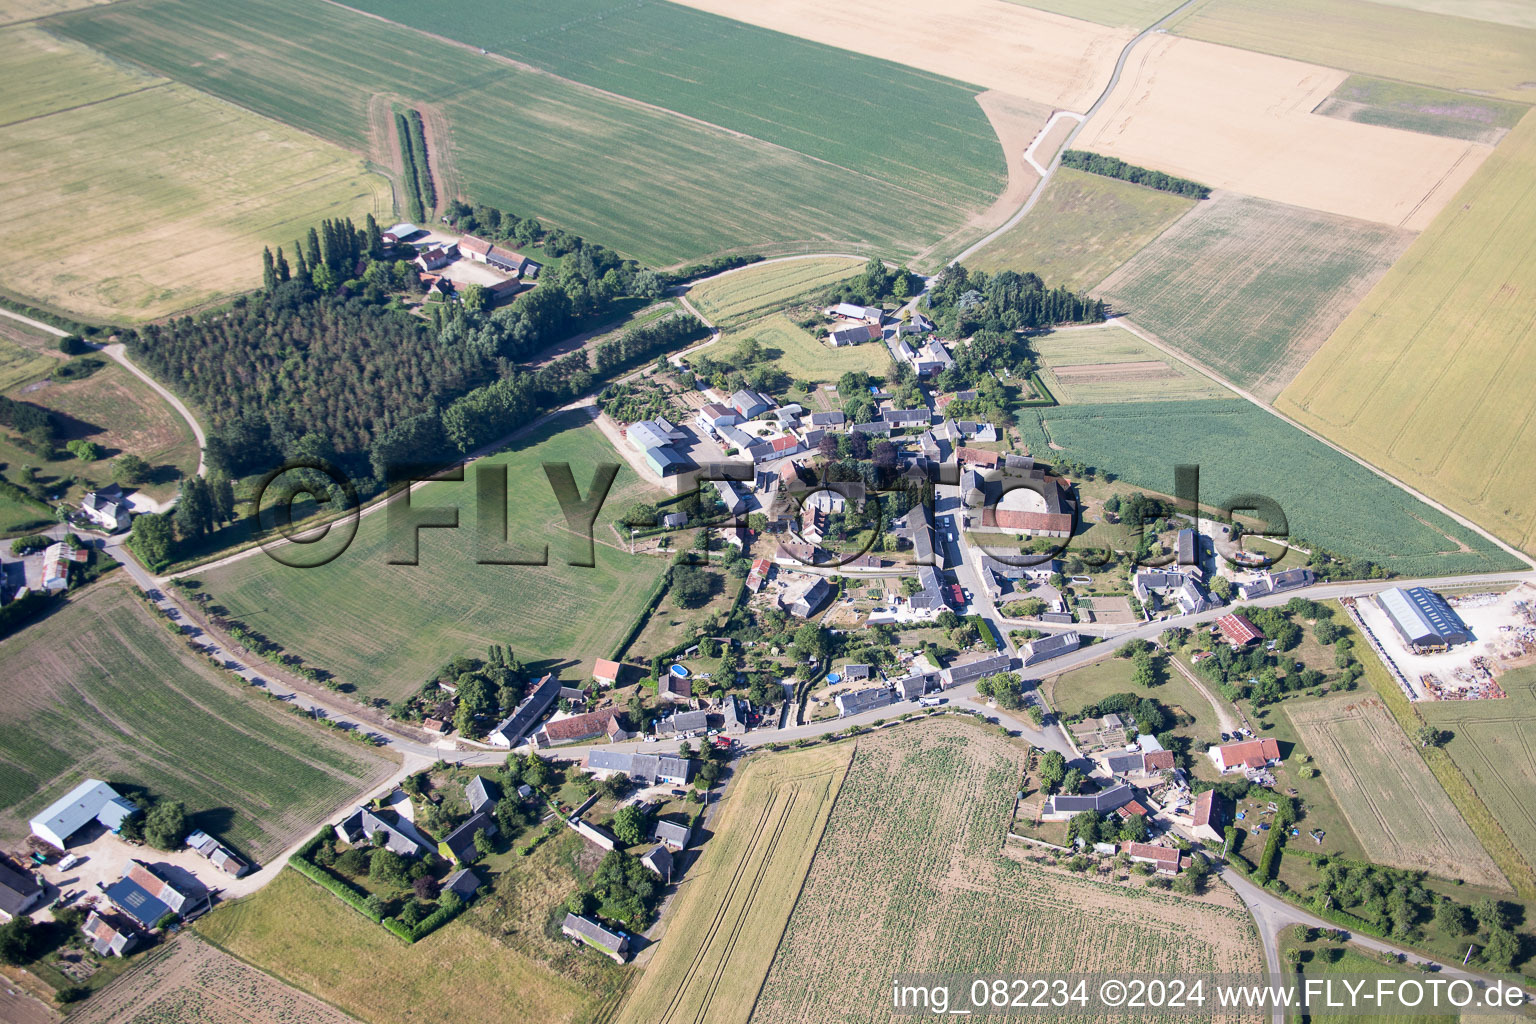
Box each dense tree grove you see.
[925,263,1104,336]
[132,209,683,496]
[1060,150,1211,199]
[823,256,922,307]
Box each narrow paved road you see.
[953,0,1202,265]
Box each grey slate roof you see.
[466,775,499,814]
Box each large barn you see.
[1376,586,1470,650]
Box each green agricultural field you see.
[0,582,395,860]
[1421,665,1536,867]
[1170,0,1536,103]
[198,869,603,1024]
[195,412,668,702]
[0,25,388,321]
[54,0,1002,267]
[1031,324,1231,404]
[0,0,111,25]
[1098,191,1413,402]
[1314,75,1527,144]
[751,720,1262,1021]
[0,335,54,392]
[688,257,864,328]
[967,167,1194,290]
[714,312,891,383]
[339,0,1004,211]
[1014,399,1521,577]
[1278,113,1536,559]
[1002,0,1180,27]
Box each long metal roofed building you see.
[1376,587,1471,650]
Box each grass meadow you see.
[0,582,395,860]
[54,0,1002,267]
[966,167,1194,291]
[195,412,668,703]
[715,312,891,383]
[613,742,852,1024]
[1286,694,1505,887]
[1014,399,1521,577]
[750,720,1261,1022]
[198,869,600,1024]
[2,358,200,506]
[1280,927,1457,1024]
[1171,0,1536,102]
[1315,75,1528,144]
[0,335,55,392]
[340,0,1004,211]
[687,257,864,328]
[0,26,389,321]
[1031,324,1230,404]
[1278,113,1536,559]
[1098,191,1413,402]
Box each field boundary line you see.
[0,81,168,130]
[1358,650,1534,897]
[1111,315,1536,570]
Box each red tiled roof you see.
[542,709,621,744]
[1143,750,1175,772]
[1193,789,1219,827]
[983,507,1074,533]
[1216,613,1265,646]
[1216,738,1281,770]
[771,435,799,452]
[1123,842,1179,864]
[956,446,1002,468]
[593,659,622,682]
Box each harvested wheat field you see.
[1074,34,1490,231]
[665,0,1130,110]
[1170,0,1536,102]
[1286,695,1505,889]
[1098,191,1414,401]
[752,719,1263,1023]
[613,742,852,1024]
[1277,112,1536,558]
[67,934,362,1024]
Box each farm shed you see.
[1376,586,1470,649]
[29,778,138,851]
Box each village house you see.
[1020,631,1080,666]
[779,575,831,618]
[658,672,692,702]
[562,912,629,962]
[335,804,434,858]
[466,775,499,815]
[487,673,561,749]
[640,844,673,882]
[1208,738,1282,774]
[592,660,622,687]
[940,652,1012,689]
[653,709,711,739]
[835,686,897,717]
[585,750,693,786]
[1039,783,1134,821]
[653,819,692,851]
[532,708,631,748]
[444,866,483,902]
[1122,842,1181,875]
[81,910,139,956]
[105,861,210,928]
[440,811,497,864]
[0,858,42,921]
[1215,613,1265,647]
[80,485,131,531]
[414,243,457,271]
[1189,789,1226,843]
[456,233,540,277]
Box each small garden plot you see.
[1031,324,1230,404]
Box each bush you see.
[58,334,89,355]
[66,439,104,461]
